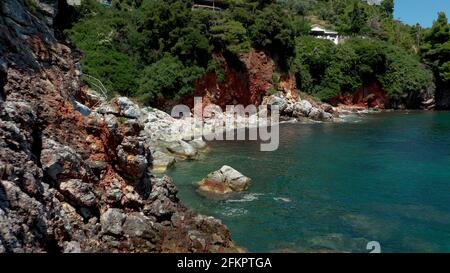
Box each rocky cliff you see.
[0,0,241,253]
[193,50,298,108]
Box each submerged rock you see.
[198,166,251,195]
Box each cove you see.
[167,111,450,253]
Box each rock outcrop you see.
[263,92,334,122]
[193,50,276,108]
[198,166,252,196]
[329,81,436,110]
[0,0,241,253]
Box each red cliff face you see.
[329,81,387,109]
[193,50,275,108]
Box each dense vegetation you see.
[65,0,449,106]
[421,12,450,89]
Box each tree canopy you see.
[65,0,446,107]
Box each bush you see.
[211,20,251,55]
[380,45,432,97]
[66,9,138,96]
[136,55,204,104]
[293,36,431,101]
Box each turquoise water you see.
[167,112,450,253]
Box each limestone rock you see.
[73,100,91,116]
[115,136,150,182]
[266,93,288,113]
[122,212,158,241]
[188,138,208,151]
[40,138,92,181]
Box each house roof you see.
[311,24,338,34]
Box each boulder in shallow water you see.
[167,140,198,159]
[151,151,176,173]
[198,165,251,195]
[188,138,208,150]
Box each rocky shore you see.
[0,0,243,253]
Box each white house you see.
[310,25,340,45]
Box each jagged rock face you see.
[0,0,241,253]
[192,50,276,108]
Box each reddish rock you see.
[329,81,387,108]
[192,50,275,108]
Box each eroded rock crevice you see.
[0,69,6,102]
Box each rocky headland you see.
[0,0,244,253]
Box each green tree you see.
[66,8,138,96]
[136,55,204,104]
[421,12,450,84]
[210,20,251,54]
[347,1,369,35]
[381,0,394,18]
[249,4,295,53]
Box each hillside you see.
[60,0,449,110]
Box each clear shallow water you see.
[167,112,450,253]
